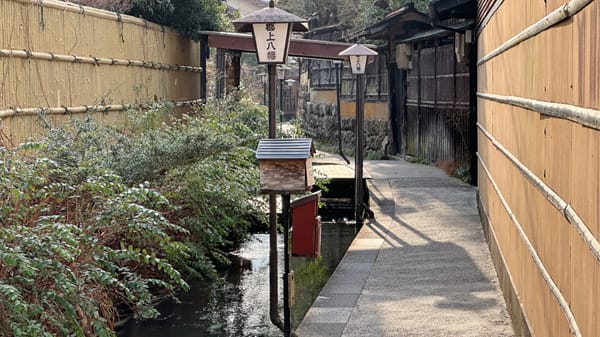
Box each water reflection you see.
[118,222,356,337]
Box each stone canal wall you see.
[301,102,389,159]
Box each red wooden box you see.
[291,191,321,257]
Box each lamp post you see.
[277,64,290,134]
[233,4,307,337]
[338,44,377,225]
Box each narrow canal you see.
[117,221,357,337]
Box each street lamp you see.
[233,1,307,136]
[277,64,290,80]
[233,3,307,337]
[233,2,307,64]
[338,43,377,225]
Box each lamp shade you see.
[349,55,367,74]
[253,23,293,63]
[232,4,308,33]
[338,43,378,75]
[233,1,308,64]
[277,64,291,80]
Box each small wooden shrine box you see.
[256,138,315,194]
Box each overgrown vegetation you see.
[79,0,230,39]
[291,257,329,327]
[311,137,386,161]
[0,93,269,336]
[0,143,190,336]
[408,156,432,165]
[279,0,430,34]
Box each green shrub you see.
[0,93,271,335]
[80,0,229,39]
[0,145,189,336]
[291,257,329,327]
[142,95,269,272]
[163,147,266,273]
[44,93,269,276]
[128,0,230,39]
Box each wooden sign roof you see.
[256,138,315,160]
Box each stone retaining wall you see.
[301,102,389,159]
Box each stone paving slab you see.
[295,158,515,337]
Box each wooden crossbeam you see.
[201,31,367,60]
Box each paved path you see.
[296,157,515,337]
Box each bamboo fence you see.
[477,0,599,336]
[0,0,202,145]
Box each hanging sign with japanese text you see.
[252,22,292,64]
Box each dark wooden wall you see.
[281,83,298,120]
[405,41,472,168]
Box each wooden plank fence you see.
[0,0,201,146]
[406,42,472,168]
[477,0,599,336]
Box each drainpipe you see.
[281,194,291,337]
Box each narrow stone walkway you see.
[296,158,515,337]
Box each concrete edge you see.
[295,198,387,336]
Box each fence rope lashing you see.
[0,48,202,73]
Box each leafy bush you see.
[133,0,230,39]
[135,95,269,272]
[279,0,429,33]
[80,0,229,39]
[0,92,270,335]
[45,93,269,276]
[164,147,265,273]
[0,144,189,336]
[77,0,136,13]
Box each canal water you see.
[118,221,357,337]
